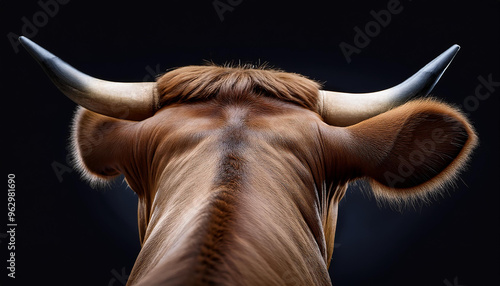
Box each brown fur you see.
[71,65,477,285]
[346,99,477,204]
[156,65,320,111]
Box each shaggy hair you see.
[156,65,321,111]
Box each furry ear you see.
[71,107,136,187]
[324,99,477,202]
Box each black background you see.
[1,0,499,285]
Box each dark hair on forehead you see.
[156,64,321,111]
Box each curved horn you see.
[319,45,460,126]
[19,36,158,120]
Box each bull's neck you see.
[128,132,335,285]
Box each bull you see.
[20,36,477,285]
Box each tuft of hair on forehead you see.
[155,64,321,111]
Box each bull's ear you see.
[71,107,136,187]
[326,99,478,201]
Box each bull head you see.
[21,36,477,285]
